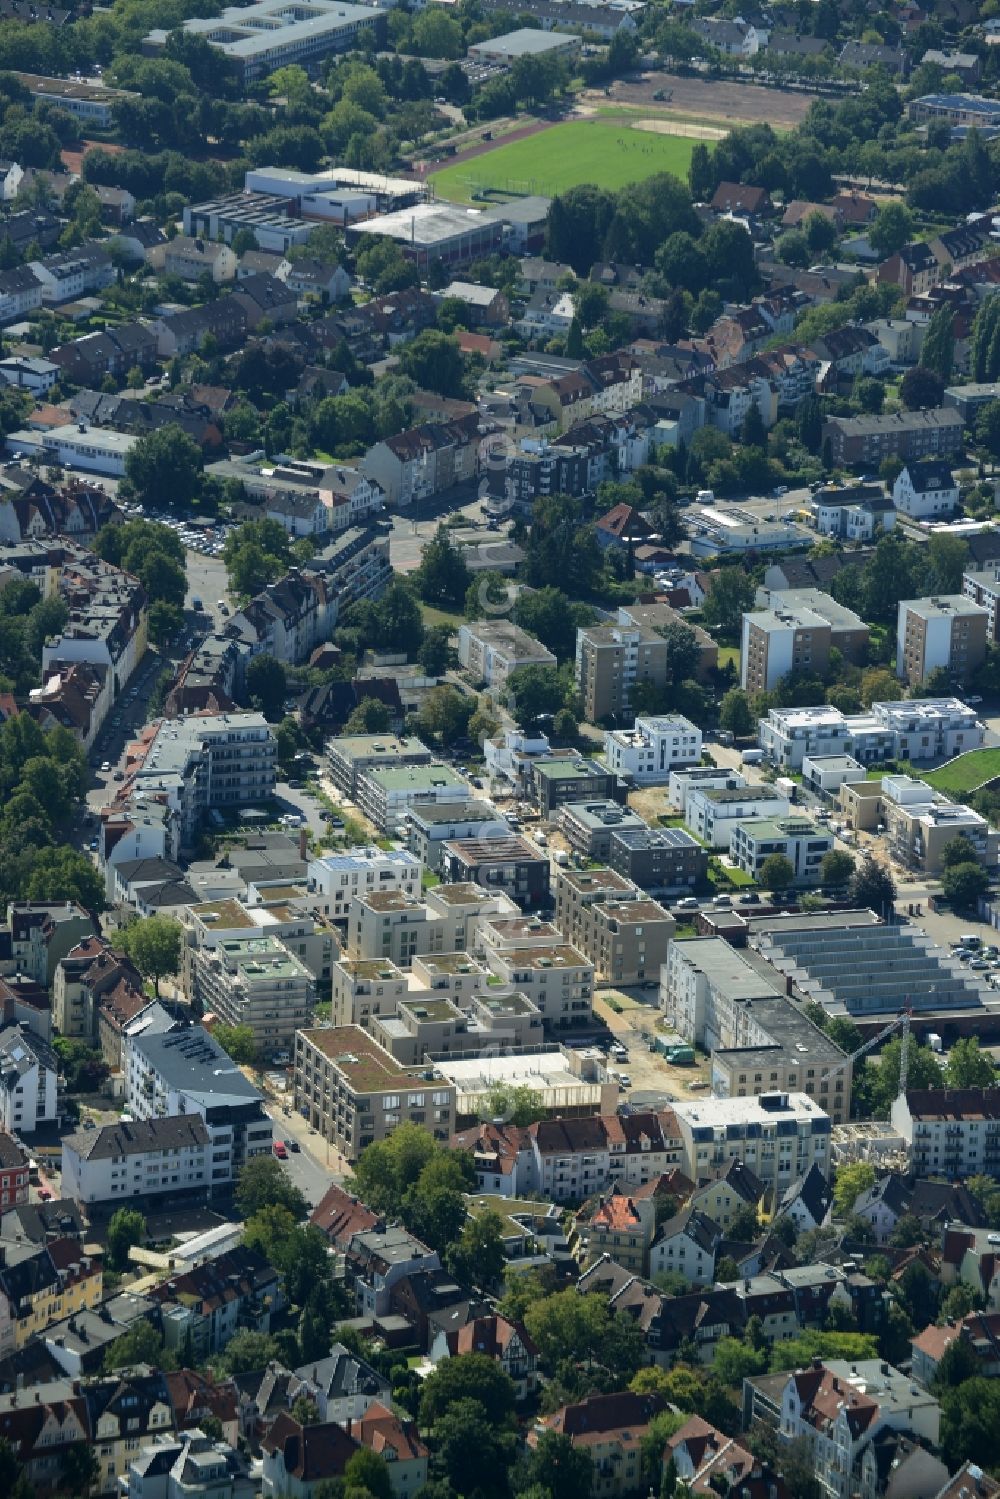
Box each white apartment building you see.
[457,621,556,688]
[759,699,983,769]
[0,1026,59,1135]
[685,782,790,848]
[667,766,745,815]
[484,727,552,789]
[126,1026,272,1187]
[603,715,702,783]
[189,933,314,1059]
[672,1092,832,1201]
[307,847,422,920]
[729,815,833,884]
[61,1115,210,1206]
[891,1087,1000,1179]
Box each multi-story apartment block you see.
[307,847,422,920]
[457,621,556,688]
[554,867,676,985]
[575,623,667,723]
[897,595,989,686]
[685,782,790,849]
[602,715,703,783]
[672,1091,832,1202]
[7,902,98,989]
[127,713,277,851]
[126,1026,272,1187]
[821,407,964,466]
[61,1115,211,1207]
[348,884,516,967]
[557,801,649,861]
[963,563,1000,640]
[482,943,593,1030]
[729,815,834,885]
[881,774,998,872]
[759,698,984,768]
[441,835,550,909]
[330,957,409,1029]
[357,762,468,834]
[742,590,869,694]
[189,933,314,1059]
[406,800,510,872]
[531,757,621,818]
[40,538,148,702]
[0,1025,59,1135]
[326,733,433,800]
[892,1088,1000,1179]
[293,1024,457,1159]
[605,826,710,893]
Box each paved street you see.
[388,480,493,572]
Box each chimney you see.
[299,826,308,861]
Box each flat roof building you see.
[672,1090,832,1203]
[345,203,505,270]
[897,594,989,687]
[294,1024,457,1160]
[144,0,384,81]
[468,26,582,62]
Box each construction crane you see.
[821,1007,912,1103]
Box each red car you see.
[273,1141,287,1160]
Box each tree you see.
[941,835,981,870]
[214,1024,258,1065]
[869,201,914,259]
[522,1431,594,1499]
[421,1353,517,1428]
[760,853,794,895]
[345,1449,394,1499]
[413,527,470,608]
[945,1037,996,1089]
[505,664,565,727]
[419,626,451,677]
[291,1394,321,1427]
[245,655,287,721]
[345,698,392,734]
[446,1208,506,1289]
[123,424,203,512]
[105,1319,165,1371]
[236,1156,307,1219]
[119,914,182,996]
[861,1037,943,1118]
[107,1207,145,1271]
[398,330,466,397]
[431,1397,516,1499]
[848,855,896,918]
[920,304,955,382]
[350,1123,464,1216]
[820,849,855,889]
[900,365,945,411]
[26,845,106,910]
[222,1330,282,1374]
[702,568,755,638]
[940,1377,1000,1469]
[712,1336,768,1387]
[59,1444,99,1499]
[934,1336,981,1391]
[942,861,989,912]
[719,688,755,738]
[416,685,474,747]
[833,1161,875,1217]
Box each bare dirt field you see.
[589,73,820,129]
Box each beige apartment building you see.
[741,589,869,695]
[553,867,675,985]
[330,956,408,1028]
[484,943,594,1029]
[575,623,668,723]
[457,620,555,688]
[347,884,515,967]
[293,1024,457,1160]
[896,595,989,687]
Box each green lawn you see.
[430,120,699,204]
[419,602,464,630]
[923,748,1000,795]
[718,646,740,672]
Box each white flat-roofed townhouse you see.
[603,715,702,783]
[307,847,422,920]
[684,782,790,848]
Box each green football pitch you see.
[429,119,699,204]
